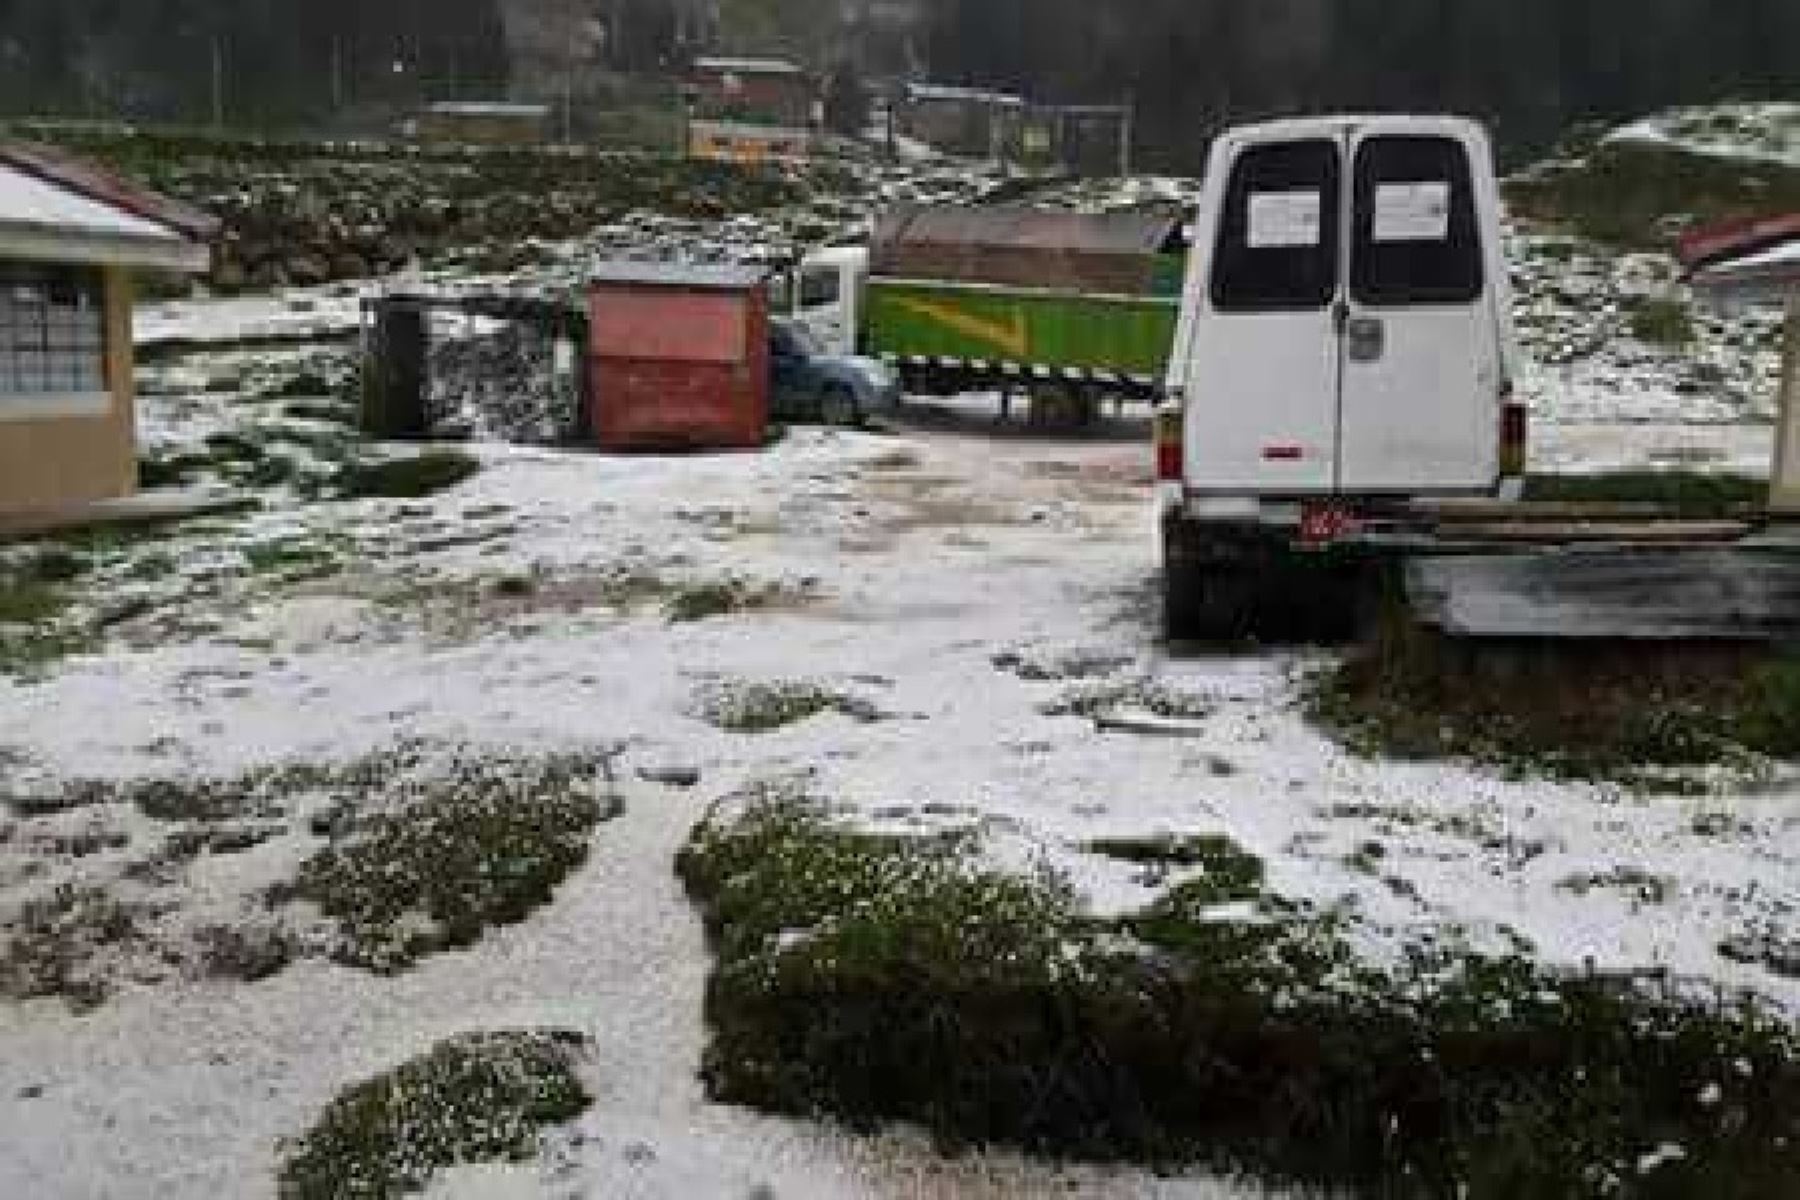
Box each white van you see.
[1158,115,1525,638]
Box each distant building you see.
[413,102,552,147]
[0,144,212,514]
[898,83,1133,175]
[687,57,818,165]
[689,57,817,127]
[899,83,1027,160]
[687,118,814,167]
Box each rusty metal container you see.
[870,204,1186,296]
[588,263,772,452]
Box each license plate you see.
[1299,504,1360,547]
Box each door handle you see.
[1346,315,1385,363]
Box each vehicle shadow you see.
[883,396,1154,445]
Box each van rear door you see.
[1181,137,1342,493]
[1336,127,1500,492]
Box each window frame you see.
[0,261,112,421]
[1349,134,1486,309]
[1208,137,1343,315]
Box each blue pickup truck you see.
[769,316,899,427]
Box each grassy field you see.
[679,787,1800,1197]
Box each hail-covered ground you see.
[1,120,1795,1198]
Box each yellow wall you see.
[0,266,138,514]
[688,125,810,166]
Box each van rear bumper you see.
[1165,487,1507,551]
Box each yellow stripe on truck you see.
[890,294,1031,360]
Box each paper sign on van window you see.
[1247,190,1322,249]
[1373,181,1452,242]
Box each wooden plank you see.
[1407,548,1800,641]
[1420,499,1709,522]
[1438,520,1753,545]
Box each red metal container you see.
[588,263,772,451]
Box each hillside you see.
[1507,102,1800,248]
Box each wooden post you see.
[1774,291,1800,515]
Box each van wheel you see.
[1164,534,1254,644]
[819,384,860,428]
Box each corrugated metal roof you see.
[904,83,1026,107]
[0,164,174,240]
[0,141,218,242]
[426,101,550,118]
[876,205,1184,258]
[0,163,208,271]
[693,57,805,76]
[588,261,772,290]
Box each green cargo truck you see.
[789,206,1189,421]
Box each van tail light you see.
[1499,386,1528,480]
[1154,403,1184,482]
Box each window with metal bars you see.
[0,263,108,405]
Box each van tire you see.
[1163,524,1254,643]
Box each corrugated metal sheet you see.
[0,141,219,242]
[588,261,772,291]
[0,162,209,271]
[588,273,770,451]
[871,205,1184,295]
[0,165,173,240]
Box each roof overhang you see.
[0,220,210,273]
[0,143,215,273]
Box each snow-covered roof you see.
[426,102,550,119]
[693,57,805,77]
[0,160,209,273]
[588,261,772,290]
[1691,237,1800,303]
[904,82,1025,107]
[1606,103,1800,169]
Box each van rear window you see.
[1351,135,1484,306]
[1210,139,1340,313]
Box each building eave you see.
[0,221,211,273]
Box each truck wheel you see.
[819,384,860,428]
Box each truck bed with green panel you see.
[863,206,1189,403]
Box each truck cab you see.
[788,245,868,357]
[1158,114,1526,639]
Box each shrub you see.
[331,450,480,501]
[1311,619,1800,783]
[278,1030,590,1199]
[1628,297,1697,346]
[1522,470,1766,517]
[289,751,619,973]
[680,790,1800,1196]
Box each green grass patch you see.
[287,751,619,973]
[1522,470,1767,516]
[680,790,1800,1196]
[665,579,807,624]
[693,680,883,734]
[0,547,95,678]
[1505,139,1800,249]
[243,537,345,580]
[0,885,143,1010]
[0,579,67,626]
[278,1030,591,1199]
[1310,621,1800,784]
[138,450,212,490]
[1628,297,1697,346]
[1085,834,1266,895]
[330,450,481,501]
[1040,679,1213,722]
